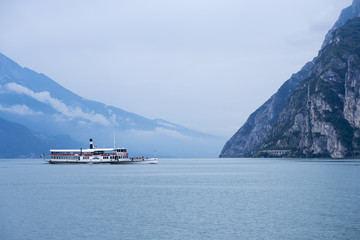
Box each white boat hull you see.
[45,157,158,164]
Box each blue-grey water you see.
[1,158,360,240]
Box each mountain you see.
[322,0,360,48]
[256,17,360,158]
[220,0,360,158]
[0,117,78,158]
[220,61,314,157]
[0,117,44,158]
[0,53,224,158]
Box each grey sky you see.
[0,0,353,137]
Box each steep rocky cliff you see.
[219,61,314,157]
[220,0,360,158]
[256,17,360,158]
[322,0,360,48]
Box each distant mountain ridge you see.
[0,117,78,158]
[0,116,46,158]
[220,0,360,158]
[0,53,224,158]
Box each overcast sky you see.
[0,0,353,137]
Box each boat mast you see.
[113,127,116,148]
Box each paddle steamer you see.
[45,139,157,164]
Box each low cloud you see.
[0,104,43,115]
[4,82,111,126]
[128,127,193,140]
[156,120,179,129]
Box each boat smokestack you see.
[90,138,93,149]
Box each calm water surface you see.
[0,158,360,240]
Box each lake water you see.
[0,158,360,240]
